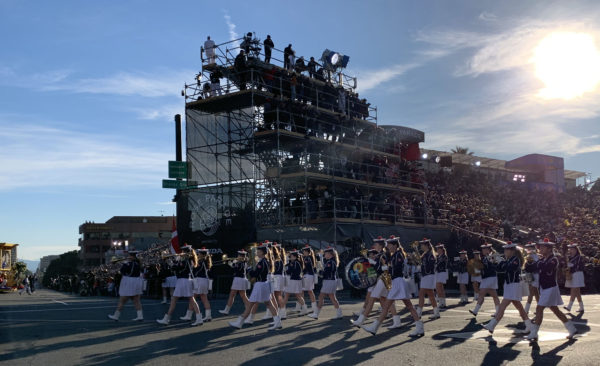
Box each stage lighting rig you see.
[321,49,350,71]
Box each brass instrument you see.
[379,256,392,290]
[409,241,422,265]
[467,258,483,276]
[110,256,128,263]
[247,245,258,284]
[160,252,191,260]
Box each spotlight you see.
[422,153,428,159]
[434,156,441,164]
[475,161,481,167]
[321,49,350,70]
[512,174,526,183]
[586,178,592,184]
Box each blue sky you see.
[1,0,599,260]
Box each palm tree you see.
[451,146,474,155]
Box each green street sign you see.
[162,179,188,189]
[168,161,189,179]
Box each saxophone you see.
[410,241,422,265]
[380,255,392,290]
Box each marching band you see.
[106,237,584,342]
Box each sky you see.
[1,0,600,261]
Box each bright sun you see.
[532,32,600,99]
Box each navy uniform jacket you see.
[374,252,389,275]
[390,251,405,279]
[481,256,497,279]
[249,257,269,282]
[498,255,521,284]
[524,253,539,274]
[120,261,141,277]
[456,258,468,274]
[286,260,303,280]
[232,261,246,278]
[526,255,559,289]
[303,256,315,275]
[568,254,584,272]
[193,260,209,278]
[322,258,337,280]
[421,251,436,276]
[274,260,284,275]
[436,254,448,273]
[173,261,191,279]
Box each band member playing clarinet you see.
[191,248,212,322]
[218,250,250,315]
[361,236,424,337]
[278,249,306,320]
[416,239,440,320]
[108,251,144,321]
[309,247,343,320]
[301,245,318,315]
[525,238,577,341]
[523,242,540,315]
[229,244,282,330]
[434,243,448,308]
[482,242,532,335]
[456,250,470,304]
[469,243,500,317]
[564,243,585,313]
[156,245,203,326]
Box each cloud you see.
[223,12,240,49]
[0,118,171,191]
[132,103,184,121]
[354,63,419,93]
[479,11,498,22]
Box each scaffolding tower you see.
[177,34,432,253]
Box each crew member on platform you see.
[564,243,586,313]
[525,238,577,341]
[434,243,448,308]
[229,244,282,330]
[157,246,203,326]
[469,250,483,301]
[263,35,274,64]
[469,243,500,317]
[351,237,396,326]
[108,251,144,321]
[523,242,540,315]
[301,245,318,315]
[278,249,305,320]
[361,236,424,337]
[482,242,533,335]
[456,250,470,304]
[416,239,440,320]
[218,250,250,315]
[204,36,216,64]
[190,248,212,322]
[309,247,343,320]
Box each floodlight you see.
[422,153,428,159]
[434,156,441,164]
[475,161,481,167]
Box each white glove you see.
[368,259,376,265]
[381,265,389,271]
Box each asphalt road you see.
[1,289,598,366]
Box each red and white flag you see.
[169,217,181,254]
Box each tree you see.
[451,146,474,155]
[42,251,81,287]
[11,261,28,284]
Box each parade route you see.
[1,290,597,365]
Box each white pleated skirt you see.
[370,278,389,298]
[193,277,209,295]
[285,279,303,294]
[457,272,469,285]
[538,285,563,307]
[471,275,482,283]
[502,282,522,301]
[162,276,177,288]
[565,271,585,288]
[173,278,193,298]
[231,277,248,291]
[435,271,448,284]
[387,277,410,300]
[249,281,272,303]
[420,274,436,290]
[320,279,337,294]
[302,274,315,291]
[119,276,142,297]
[272,274,284,292]
[480,276,498,290]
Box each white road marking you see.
[52,299,69,305]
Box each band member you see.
[434,243,448,308]
[108,251,144,321]
[159,260,176,304]
[353,248,379,318]
[469,244,500,317]
[278,249,306,320]
[271,244,286,317]
[229,244,282,330]
[482,242,532,334]
[246,241,277,324]
[468,250,483,301]
[157,246,203,326]
[190,248,212,322]
[523,242,540,315]
[362,237,424,336]
[351,237,394,326]
[456,250,469,304]
[416,239,439,320]
[301,245,318,315]
[525,239,577,340]
[309,247,343,320]
[564,243,585,313]
[218,250,250,315]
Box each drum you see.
[345,257,378,289]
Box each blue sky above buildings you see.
[1,0,599,260]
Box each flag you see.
[170,217,181,254]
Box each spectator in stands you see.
[264,35,274,64]
[204,36,216,64]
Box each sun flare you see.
[532,32,600,99]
